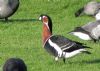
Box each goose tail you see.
[81,50,91,54]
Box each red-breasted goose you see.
[39,14,91,63]
[69,20,100,42]
[0,0,19,21]
[3,58,27,71]
[75,1,100,17]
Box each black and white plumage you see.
[75,1,100,17]
[3,58,27,71]
[69,20,100,42]
[95,11,100,20]
[39,14,91,62]
[0,0,19,21]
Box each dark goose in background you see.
[69,20,100,42]
[75,1,100,17]
[3,58,27,71]
[0,0,19,21]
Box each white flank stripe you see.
[64,49,86,58]
[48,39,62,57]
[62,43,75,51]
[61,42,70,48]
[72,32,91,40]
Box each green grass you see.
[0,0,100,71]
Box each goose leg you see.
[55,57,59,61]
[63,58,66,63]
[5,18,8,21]
[62,52,66,63]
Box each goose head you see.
[39,14,52,45]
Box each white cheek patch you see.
[72,32,91,40]
[39,17,41,20]
[42,16,49,26]
[43,16,46,18]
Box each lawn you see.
[0,0,100,71]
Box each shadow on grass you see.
[64,59,100,64]
[0,18,39,23]
[83,59,100,64]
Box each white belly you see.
[95,12,100,20]
[64,49,86,58]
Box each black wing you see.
[49,35,90,52]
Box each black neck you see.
[46,16,52,34]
